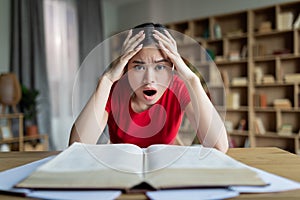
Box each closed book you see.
[284,73,300,82]
[231,77,248,86]
[273,99,292,108]
[278,12,293,30]
[260,94,267,108]
[255,118,266,135]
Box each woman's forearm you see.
[69,75,113,145]
[184,75,229,153]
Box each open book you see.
[16,142,266,190]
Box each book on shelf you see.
[278,124,293,136]
[262,75,275,84]
[253,44,266,57]
[209,64,223,86]
[226,92,240,109]
[240,45,247,58]
[253,93,267,108]
[228,51,240,61]
[253,93,260,107]
[260,93,267,108]
[284,73,300,83]
[258,21,272,33]
[220,69,230,89]
[254,117,266,135]
[225,29,243,37]
[273,99,292,109]
[231,77,248,86]
[277,12,293,30]
[15,142,266,190]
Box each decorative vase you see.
[26,125,39,136]
[0,73,22,113]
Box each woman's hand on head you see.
[105,29,145,83]
[153,30,195,81]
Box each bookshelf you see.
[166,1,300,154]
[0,113,49,151]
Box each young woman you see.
[69,23,228,153]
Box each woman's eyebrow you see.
[132,59,171,64]
[155,59,171,63]
[132,60,146,64]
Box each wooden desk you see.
[0,147,300,199]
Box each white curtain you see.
[44,0,79,150]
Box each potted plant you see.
[20,85,39,136]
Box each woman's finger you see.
[153,30,177,53]
[153,29,176,47]
[163,29,177,46]
[157,40,176,61]
[153,30,170,44]
[154,33,176,54]
[123,31,144,53]
[121,44,143,63]
[127,32,145,52]
[125,31,143,48]
[123,29,133,46]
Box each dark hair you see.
[132,22,167,47]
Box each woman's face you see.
[127,46,173,107]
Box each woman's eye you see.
[134,65,145,71]
[155,65,166,70]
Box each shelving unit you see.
[166,1,300,153]
[0,113,49,151]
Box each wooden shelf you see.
[168,1,300,153]
[229,131,249,137]
[0,134,48,144]
[255,132,299,139]
[0,113,49,151]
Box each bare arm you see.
[184,77,229,153]
[69,30,145,145]
[69,75,112,145]
[153,30,228,153]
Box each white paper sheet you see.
[230,166,300,193]
[146,188,239,200]
[1,153,300,200]
[27,190,122,200]
[146,158,300,200]
[0,156,54,190]
[0,156,121,200]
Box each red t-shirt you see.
[105,75,191,148]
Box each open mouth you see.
[143,89,157,96]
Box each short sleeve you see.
[105,84,116,114]
[105,94,111,114]
[172,76,191,110]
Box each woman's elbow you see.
[69,125,81,146]
[216,141,229,153]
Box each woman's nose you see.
[143,68,155,84]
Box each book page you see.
[144,144,189,172]
[37,143,144,172]
[17,143,144,189]
[144,145,266,189]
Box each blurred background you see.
[0,0,297,151]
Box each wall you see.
[104,0,299,36]
[1,0,299,70]
[0,0,10,73]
